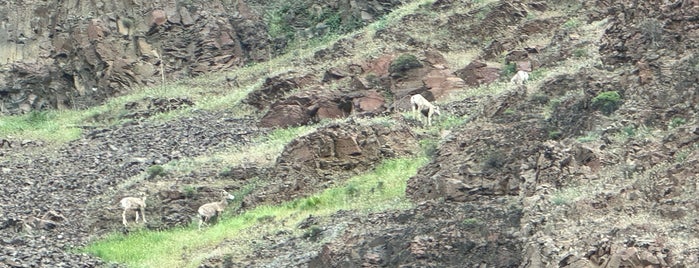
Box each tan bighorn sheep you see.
[198,190,235,230]
[410,94,441,126]
[510,70,530,86]
[120,192,147,227]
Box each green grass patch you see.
[84,156,428,267]
[0,110,83,143]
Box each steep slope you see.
[0,0,697,267]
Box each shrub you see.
[501,62,517,78]
[419,139,439,157]
[183,186,197,198]
[562,18,580,29]
[300,196,322,210]
[591,91,622,115]
[573,48,587,58]
[462,218,480,228]
[345,184,360,197]
[530,93,550,105]
[303,226,323,242]
[146,165,166,179]
[548,130,562,140]
[483,151,506,170]
[669,117,686,129]
[389,54,422,78]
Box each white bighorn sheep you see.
[120,192,147,227]
[510,70,530,86]
[198,190,235,230]
[410,94,441,126]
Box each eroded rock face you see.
[308,201,523,268]
[0,0,269,114]
[244,121,420,207]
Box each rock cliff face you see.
[0,0,273,114]
[0,0,404,115]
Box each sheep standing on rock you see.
[198,190,235,230]
[510,70,530,86]
[120,192,147,227]
[410,94,441,126]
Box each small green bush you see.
[389,54,422,78]
[530,93,550,105]
[462,218,480,228]
[573,48,587,58]
[591,91,622,115]
[548,130,562,140]
[419,139,439,157]
[303,226,323,242]
[300,196,322,210]
[563,18,580,29]
[483,151,506,170]
[501,62,517,78]
[146,165,166,179]
[345,184,360,197]
[669,117,686,129]
[183,186,197,198]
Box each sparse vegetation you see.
[183,186,197,198]
[389,54,422,78]
[576,132,599,143]
[146,165,166,179]
[562,18,580,29]
[669,117,686,129]
[483,151,506,170]
[550,186,585,206]
[501,62,517,78]
[84,156,428,267]
[530,93,550,105]
[591,91,622,116]
[548,129,562,140]
[573,48,588,58]
[640,18,663,47]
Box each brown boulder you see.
[455,60,502,86]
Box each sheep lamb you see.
[198,190,235,230]
[120,192,147,227]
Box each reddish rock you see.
[353,90,385,113]
[455,60,502,86]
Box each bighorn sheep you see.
[198,190,235,230]
[410,94,441,126]
[120,192,147,227]
[510,70,530,86]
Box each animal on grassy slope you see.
[410,94,441,126]
[510,70,530,86]
[120,192,147,227]
[198,190,235,230]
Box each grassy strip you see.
[84,156,428,267]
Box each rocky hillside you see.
[1,0,698,267]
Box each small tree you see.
[591,91,622,115]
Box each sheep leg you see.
[122,210,128,226]
[135,210,140,222]
[199,216,209,231]
[427,109,432,126]
[412,104,418,119]
[140,208,147,223]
